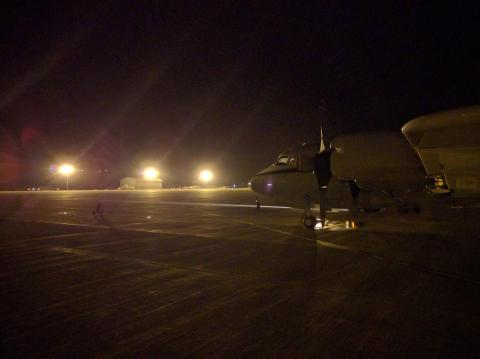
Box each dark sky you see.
[1,1,479,188]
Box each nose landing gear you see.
[303,215,317,229]
[302,195,321,229]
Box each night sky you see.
[1,1,479,188]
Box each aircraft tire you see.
[303,216,317,229]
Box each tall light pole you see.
[58,164,75,191]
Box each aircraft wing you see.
[402,106,480,196]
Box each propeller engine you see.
[311,124,333,227]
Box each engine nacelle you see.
[331,132,426,192]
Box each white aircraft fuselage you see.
[250,106,480,227]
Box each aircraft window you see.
[275,156,289,165]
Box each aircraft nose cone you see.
[249,175,263,194]
[249,175,272,195]
[249,176,258,192]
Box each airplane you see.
[249,106,480,229]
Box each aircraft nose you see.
[249,175,263,194]
[249,175,273,195]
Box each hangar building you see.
[119,177,163,190]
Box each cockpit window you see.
[275,156,289,165]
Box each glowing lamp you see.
[143,167,159,180]
[199,170,213,184]
[58,164,75,175]
[58,164,75,190]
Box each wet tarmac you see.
[1,188,480,358]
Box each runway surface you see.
[1,188,480,358]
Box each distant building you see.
[135,178,163,189]
[119,177,163,190]
[119,177,136,189]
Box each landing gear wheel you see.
[303,216,317,229]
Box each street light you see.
[199,169,213,184]
[143,167,159,180]
[58,164,75,191]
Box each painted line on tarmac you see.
[101,199,349,212]
[206,212,357,252]
[101,199,292,209]
[232,219,357,253]
[7,219,480,286]
[6,218,218,240]
[5,230,109,244]
[225,217,480,285]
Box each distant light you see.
[345,220,356,229]
[199,170,213,183]
[58,164,75,175]
[143,167,159,180]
